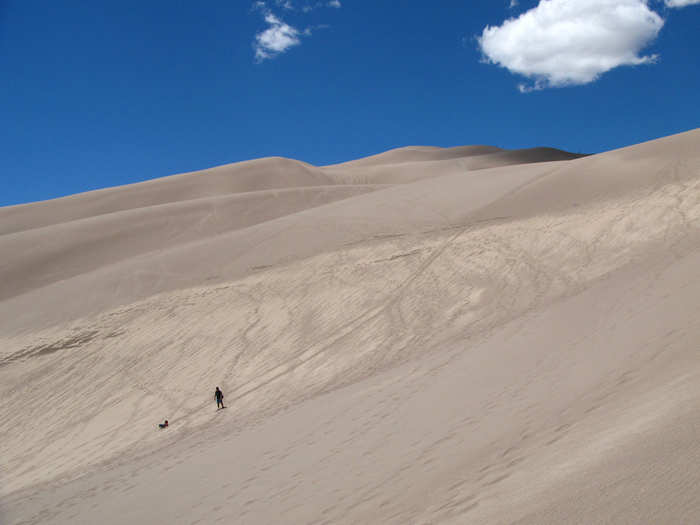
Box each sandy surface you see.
[1,132,699,524]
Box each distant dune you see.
[0,145,585,335]
[1,131,699,524]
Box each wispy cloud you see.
[276,0,294,9]
[478,0,665,91]
[303,1,341,12]
[664,0,700,6]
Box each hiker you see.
[215,386,225,409]
[158,420,169,429]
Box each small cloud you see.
[509,0,518,8]
[250,0,338,62]
[664,0,700,6]
[303,23,330,36]
[478,0,664,91]
[254,13,301,62]
[517,82,538,93]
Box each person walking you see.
[215,386,225,409]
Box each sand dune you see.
[0,145,582,336]
[0,157,330,236]
[325,145,583,169]
[1,130,699,524]
[325,145,504,167]
[0,146,580,236]
[0,185,385,303]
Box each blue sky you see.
[1,0,699,206]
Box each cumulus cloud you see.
[328,0,342,7]
[254,13,301,62]
[478,0,665,91]
[664,0,700,6]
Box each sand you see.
[0,131,698,524]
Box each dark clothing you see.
[215,388,225,408]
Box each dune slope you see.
[1,131,699,524]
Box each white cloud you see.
[251,0,339,62]
[509,0,519,8]
[254,13,301,61]
[664,0,700,6]
[478,0,665,91]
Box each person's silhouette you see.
[215,387,225,409]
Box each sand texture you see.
[1,131,699,524]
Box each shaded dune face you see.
[1,130,699,525]
[324,145,584,169]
